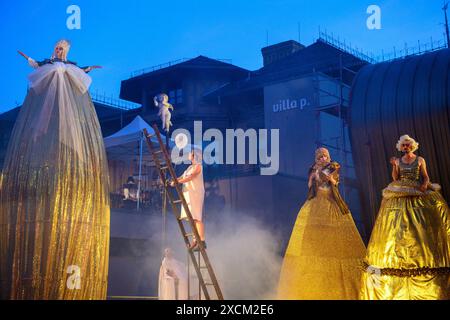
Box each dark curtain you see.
[349,49,450,238]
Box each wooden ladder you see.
[143,125,224,300]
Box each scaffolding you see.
[318,29,447,64]
[312,53,357,201]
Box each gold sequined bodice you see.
[399,157,420,182]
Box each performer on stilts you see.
[170,149,205,251]
[361,135,450,300]
[0,40,110,299]
[278,147,366,299]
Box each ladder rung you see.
[204,283,214,286]
[184,233,194,237]
[154,150,163,154]
[173,199,182,204]
[160,166,169,170]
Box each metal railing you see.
[318,30,377,63]
[373,38,446,62]
[319,29,447,64]
[129,57,233,78]
[90,91,141,110]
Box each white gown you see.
[180,164,205,221]
[0,60,110,299]
[158,257,188,300]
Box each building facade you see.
[0,38,370,297]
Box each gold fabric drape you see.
[361,189,450,300]
[0,63,110,299]
[278,188,366,300]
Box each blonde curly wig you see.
[396,134,419,152]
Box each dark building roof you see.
[204,39,369,99]
[261,40,305,66]
[349,48,450,237]
[120,55,250,103]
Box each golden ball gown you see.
[361,158,450,300]
[0,60,110,299]
[278,162,366,299]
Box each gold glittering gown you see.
[361,158,450,300]
[278,162,366,299]
[0,61,110,299]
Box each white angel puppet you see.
[154,93,174,132]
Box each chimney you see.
[261,40,305,67]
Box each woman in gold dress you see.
[278,148,366,299]
[361,135,450,300]
[0,40,110,299]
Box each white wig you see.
[51,39,71,61]
[396,134,419,152]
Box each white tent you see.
[104,115,162,149]
[104,115,169,210]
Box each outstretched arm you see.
[18,50,38,69]
[17,50,29,60]
[81,65,102,73]
[418,157,430,192]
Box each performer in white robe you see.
[170,150,205,250]
[158,248,188,300]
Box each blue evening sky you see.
[0,0,446,112]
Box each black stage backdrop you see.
[350,48,450,238]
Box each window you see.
[176,89,183,104]
[168,88,183,105]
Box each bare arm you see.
[165,269,178,279]
[81,65,102,73]
[172,165,202,185]
[418,157,430,192]
[390,157,399,181]
[18,50,38,69]
[307,172,314,189]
